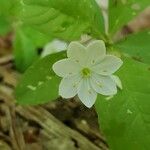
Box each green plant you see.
[1,0,150,149]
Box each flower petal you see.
[78,79,97,108]
[87,40,106,66]
[67,42,87,66]
[59,74,81,98]
[41,39,67,57]
[91,55,123,75]
[111,75,123,90]
[90,73,117,96]
[53,58,81,77]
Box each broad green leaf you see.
[115,30,150,64]
[0,16,11,36]
[21,0,105,41]
[0,0,20,17]
[95,57,150,150]
[0,0,12,16]
[109,0,149,36]
[0,0,19,35]
[13,28,38,72]
[13,26,51,72]
[15,51,66,105]
[0,0,21,36]
[21,26,51,48]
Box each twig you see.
[0,55,13,65]
[9,106,26,150]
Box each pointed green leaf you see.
[0,0,20,36]
[21,0,104,41]
[0,0,20,17]
[0,0,13,15]
[0,16,11,36]
[95,58,150,150]
[13,28,39,72]
[15,52,66,105]
[115,30,150,64]
[20,26,51,48]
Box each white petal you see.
[59,74,81,98]
[90,73,117,96]
[67,42,87,66]
[111,75,123,90]
[87,40,106,66]
[53,58,81,77]
[77,79,97,108]
[95,0,108,9]
[41,39,68,57]
[91,55,123,75]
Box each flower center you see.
[81,68,91,78]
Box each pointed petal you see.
[59,74,81,98]
[67,42,87,66]
[111,75,123,90]
[91,55,123,75]
[90,73,117,96]
[77,79,97,108]
[41,39,67,57]
[53,58,81,77]
[87,40,106,66]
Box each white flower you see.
[52,40,123,108]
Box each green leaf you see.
[0,16,11,36]
[95,57,150,150]
[115,30,150,64]
[109,0,149,36]
[0,0,12,16]
[13,28,38,72]
[0,0,21,36]
[21,26,51,48]
[0,0,19,35]
[21,0,104,41]
[15,51,66,105]
[0,0,20,17]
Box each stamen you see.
[81,68,91,78]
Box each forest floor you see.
[0,8,150,150]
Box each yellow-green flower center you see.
[82,68,91,78]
